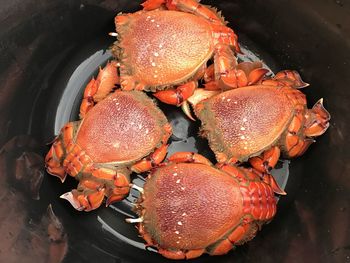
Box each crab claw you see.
[153,81,197,106]
[60,188,105,212]
[304,98,331,137]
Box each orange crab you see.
[45,62,172,211]
[192,70,330,172]
[110,0,262,117]
[127,152,279,260]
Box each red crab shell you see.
[114,10,214,89]
[76,91,168,163]
[46,90,172,211]
[194,82,330,168]
[197,85,295,161]
[132,156,277,260]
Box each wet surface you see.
[0,0,349,262]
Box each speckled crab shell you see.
[112,9,220,91]
[76,90,169,165]
[132,159,277,259]
[195,85,305,162]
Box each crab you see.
[191,70,331,172]
[45,62,172,211]
[110,0,264,118]
[126,152,279,260]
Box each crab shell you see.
[46,90,171,211]
[76,91,168,164]
[113,9,229,91]
[195,85,325,163]
[135,162,276,259]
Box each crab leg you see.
[45,122,80,182]
[131,144,169,173]
[249,146,281,173]
[60,188,106,212]
[79,61,119,118]
[168,152,212,166]
[304,98,331,137]
[142,0,225,25]
[131,123,172,173]
[158,248,205,260]
[206,59,269,91]
[274,70,309,89]
[60,167,130,211]
[212,44,269,90]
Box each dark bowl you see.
[0,1,349,263]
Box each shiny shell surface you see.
[76,91,167,163]
[141,162,243,249]
[118,10,213,87]
[196,86,294,161]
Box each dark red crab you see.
[45,62,172,211]
[192,70,331,172]
[127,152,279,260]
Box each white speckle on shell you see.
[182,212,187,216]
[234,101,238,104]
[243,117,247,122]
[240,135,246,140]
[176,179,181,183]
[156,24,160,27]
[175,231,180,234]
[227,98,231,102]
[151,62,156,67]
[240,127,246,131]
[154,75,158,78]
[154,52,159,57]
[173,173,178,176]
[159,44,163,48]
[181,187,185,190]
[113,98,117,101]
[177,221,183,226]
[151,19,155,22]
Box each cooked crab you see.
[45,62,172,211]
[192,70,330,172]
[127,152,279,260]
[110,0,260,118]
